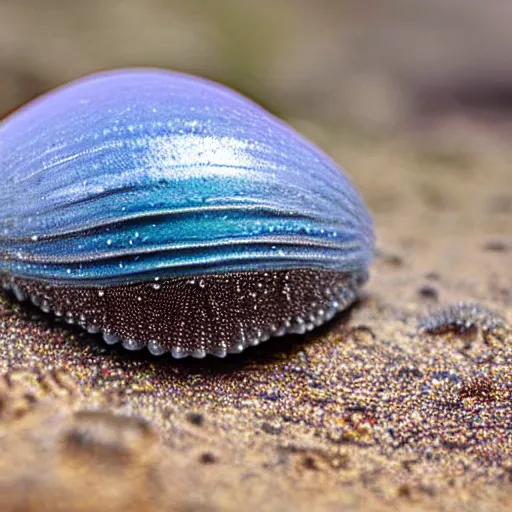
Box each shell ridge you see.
[0,202,351,240]
[0,244,369,285]
[0,234,362,265]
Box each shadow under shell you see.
[2,268,367,358]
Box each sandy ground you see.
[0,124,510,511]
[1,3,511,511]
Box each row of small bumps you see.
[2,276,358,358]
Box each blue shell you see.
[0,68,374,358]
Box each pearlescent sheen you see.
[0,68,374,357]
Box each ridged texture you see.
[0,68,373,285]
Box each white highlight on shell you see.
[211,347,228,358]
[12,285,27,302]
[228,343,244,354]
[142,135,263,184]
[147,340,166,356]
[41,300,51,313]
[103,332,120,345]
[171,346,187,359]
[122,339,146,351]
[191,348,207,359]
[30,294,41,306]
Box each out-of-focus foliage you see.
[2,0,512,133]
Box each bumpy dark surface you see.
[0,135,510,512]
[5,269,363,357]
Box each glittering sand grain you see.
[0,135,510,512]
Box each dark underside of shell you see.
[2,268,367,358]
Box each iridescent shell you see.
[0,68,374,358]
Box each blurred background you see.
[2,0,512,144]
